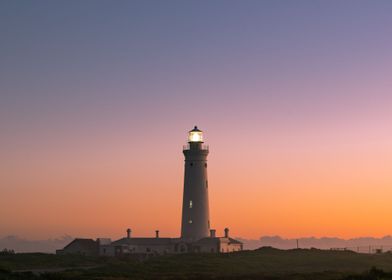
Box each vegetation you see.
[2,247,392,279]
[0,248,15,255]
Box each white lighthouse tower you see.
[181,126,210,241]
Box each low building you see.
[56,238,98,256]
[59,228,242,257]
[192,229,243,253]
[98,238,114,256]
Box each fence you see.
[330,245,392,254]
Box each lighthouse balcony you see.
[183,144,209,151]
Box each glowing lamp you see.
[188,126,203,142]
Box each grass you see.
[2,247,392,279]
[0,253,104,270]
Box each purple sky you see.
[1,1,392,239]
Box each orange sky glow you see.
[1,1,392,241]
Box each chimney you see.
[155,230,160,238]
[224,228,229,238]
[210,229,216,238]
[126,228,131,239]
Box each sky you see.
[1,0,392,240]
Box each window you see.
[206,180,208,188]
[190,162,193,167]
[189,219,193,224]
[189,200,193,208]
[205,163,207,168]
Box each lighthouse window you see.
[190,162,193,167]
[205,163,207,168]
[189,219,193,224]
[189,200,193,208]
[206,180,208,188]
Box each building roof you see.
[112,237,173,246]
[64,238,98,250]
[190,126,202,132]
[228,238,243,245]
[111,236,242,246]
[195,237,243,245]
[195,237,220,244]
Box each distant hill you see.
[0,235,73,253]
[238,235,392,251]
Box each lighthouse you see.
[181,126,210,241]
[59,125,243,256]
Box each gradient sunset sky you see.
[1,0,392,240]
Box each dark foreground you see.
[2,247,392,279]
